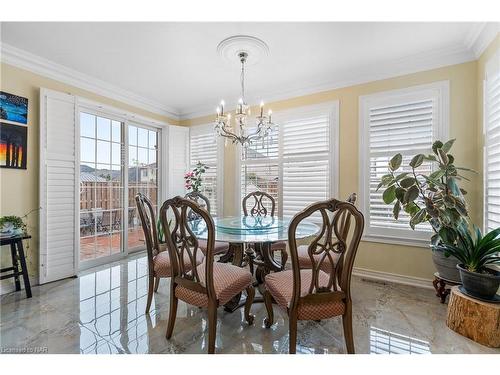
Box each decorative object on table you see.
[0,235,32,298]
[263,198,365,354]
[432,272,461,303]
[184,161,208,193]
[0,215,27,238]
[0,122,28,169]
[377,139,475,283]
[0,91,28,124]
[446,286,499,348]
[160,196,255,354]
[214,36,275,147]
[436,224,500,300]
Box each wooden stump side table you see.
[0,235,32,298]
[432,272,460,303]
[446,286,499,348]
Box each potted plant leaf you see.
[437,223,500,300]
[377,139,474,282]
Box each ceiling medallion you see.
[214,36,274,147]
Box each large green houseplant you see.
[376,139,473,282]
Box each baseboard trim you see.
[353,267,433,290]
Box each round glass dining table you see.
[187,215,319,312]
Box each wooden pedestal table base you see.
[446,286,500,348]
[432,272,460,303]
[223,242,286,313]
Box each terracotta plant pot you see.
[432,246,461,282]
[457,264,500,300]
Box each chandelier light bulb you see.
[216,106,221,115]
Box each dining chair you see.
[297,193,357,276]
[184,191,230,256]
[263,198,364,354]
[160,196,255,354]
[135,193,203,314]
[242,191,287,270]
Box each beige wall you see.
[182,60,485,281]
[0,63,177,281]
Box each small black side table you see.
[0,235,32,298]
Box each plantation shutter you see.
[168,125,189,198]
[282,114,332,221]
[360,82,449,244]
[484,53,500,232]
[190,125,222,216]
[39,88,78,284]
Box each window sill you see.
[361,234,431,249]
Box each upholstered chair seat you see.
[175,262,253,307]
[198,239,230,255]
[265,270,345,320]
[153,249,204,277]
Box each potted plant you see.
[184,161,209,193]
[377,139,474,282]
[436,223,500,299]
[0,215,27,237]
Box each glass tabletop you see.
[187,215,319,243]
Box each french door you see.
[78,111,160,268]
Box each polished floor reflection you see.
[1,253,498,354]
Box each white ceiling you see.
[0,22,491,119]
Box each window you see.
[359,82,449,246]
[484,52,500,233]
[189,124,224,216]
[239,102,339,221]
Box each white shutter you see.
[168,125,189,198]
[484,52,500,232]
[39,88,78,284]
[281,111,334,221]
[360,82,449,245]
[190,124,222,216]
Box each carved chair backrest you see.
[185,191,211,221]
[160,196,216,299]
[242,191,276,217]
[288,198,364,310]
[135,193,160,270]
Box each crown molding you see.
[178,43,476,120]
[467,22,499,59]
[0,43,180,120]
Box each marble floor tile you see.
[1,252,498,354]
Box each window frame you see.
[235,101,339,217]
[189,123,225,217]
[359,81,450,247]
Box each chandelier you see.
[214,51,275,147]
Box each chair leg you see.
[263,290,274,328]
[207,302,217,354]
[166,288,178,339]
[342,301,355,354]
[288,312,298,354]
[145,274,155,314]
[244,286,255,325]
[154,276,160,292]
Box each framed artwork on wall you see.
[0,91,29,125]
[0,122,28,169]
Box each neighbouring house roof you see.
[80,172,107,182]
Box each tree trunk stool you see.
[446,286,499,348]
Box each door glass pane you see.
[80,113,124,263]
[127,124,160,252]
